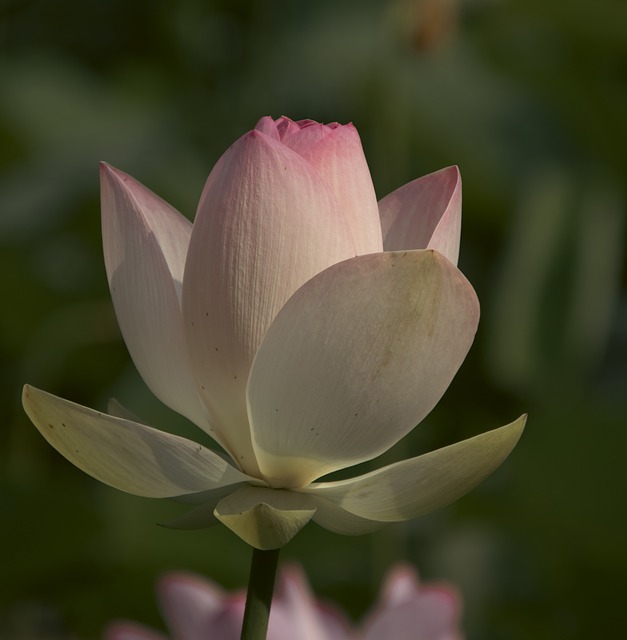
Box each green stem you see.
[240,547,280,640]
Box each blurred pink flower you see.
[104,565,462,640]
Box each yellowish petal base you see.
[214,486,317,549]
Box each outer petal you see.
[274,118,383,256]
[22,385,252,497]
[101,164,210,433]
[302,416,526,522]
[183,130,356,474]
[379,166,462,265]
[247,250,480,487]
[214,486,317,549]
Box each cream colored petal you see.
[214,486,317,549]
[302,416,526,521]
[23,385,252,498]
[247,250,479,487]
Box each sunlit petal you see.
[248,250,479,487]
[183,129,356,474]
[23,385,252,498]
[303,416,526,522]
[379,166,462,265]
[100,163,210,433]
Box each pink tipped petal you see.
[247,250,480,487]
[104,622,168,640]
[22,385,252,498]
[280,120,383,255]
[183,130,356,474]
[379,166,462,265]
[253,115,280,139]
[360,583,462,640]
[271,565,351,640]
[303,416,526,522]
[157,573,233,640]
[100,164,210,433]
[378,565,423,607]
[360,565,462,640]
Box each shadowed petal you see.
[379,166,462,265]
[22,385,252,498]
[100,164,211,435]
[247,250,479,487]
[303,416,526,522]
[310,498,384,536]
[214,486,317,549]
[183,129,356,474]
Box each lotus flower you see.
[104,564,463,640]
[22,116,525,549]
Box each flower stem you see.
[240,547,280,640]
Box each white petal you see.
[183,130,356,474]
[23,385,252,497]
[100,164,211,434]
[379,166,462,265]
[214,486,317,549]
[247,250,479,487]
[302,416,526,522]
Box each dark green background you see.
[1,1,625,638]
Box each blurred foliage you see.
[1,0,625,638]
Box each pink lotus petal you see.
[379,166,462,265]
[275,117,383,256]
[359,565,463,640]
[104,622,169,640]
[158,573,244,640]
[183,127,356,474]
[100,163,210,434]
